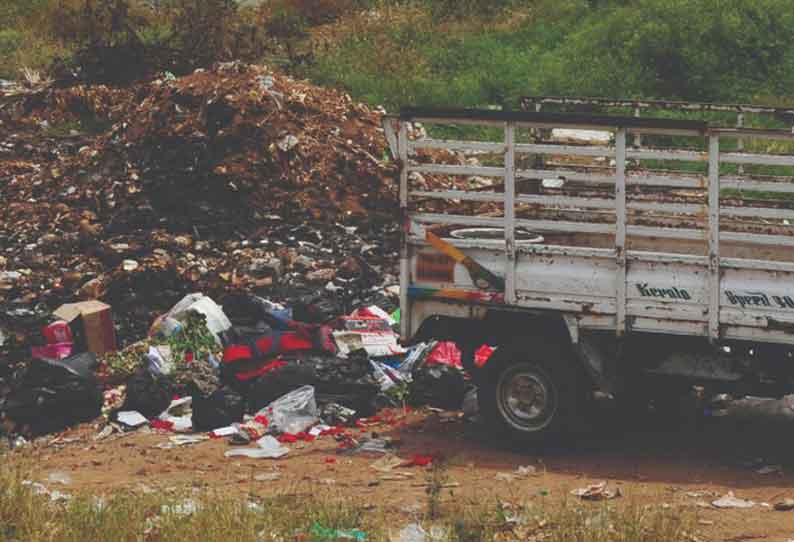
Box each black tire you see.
[478,338,582,443]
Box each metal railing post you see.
[708,134,721,341]
[737,112,744,175]
[504,122,517,304]
[398,121,411,339]
[615,128,628,336]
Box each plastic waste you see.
[398,523,447,542]
[320,403,357,426]
[370,360,395,391]
[146,345,175,376]
[161,499,199,516]
[116,411,149,428]
[712,492,757,509]
[225,435,289,459]
[158,397,193,433]
[309,523,367,541]
[192,386,244,432]
[263,385,319,435]
[398,342,435,375]
[42,321,72,344]
[31,343,73,361]
[151,293,232,345]
[121,368,173,419]
[47,471,73,485]
[1,353,102,436]
[462,388,478,417]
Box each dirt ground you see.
[11,403,794,542]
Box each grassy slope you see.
[302,0,794,110]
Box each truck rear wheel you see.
[478,339,581,442]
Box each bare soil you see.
[14,404,794,542]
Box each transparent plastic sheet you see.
[262,385,319,435]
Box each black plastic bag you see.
[244,353,379,417]
[1,353,102,436]
[192,386,244,432]
[410,363,466,410]
[121,367,173,419]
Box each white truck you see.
[382,100,794,441]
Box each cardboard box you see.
[53,300,117,355]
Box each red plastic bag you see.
[402,455,434,467]
[426,342,494,369]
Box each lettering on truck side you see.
[636,283,692,300]
[726,290,794,310]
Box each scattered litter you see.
[53,301,117,355]
[495,465,539,482]
[517,465,539,476]
[712,492,757,509]
[263,385,318,435]
[158,435,209,448]
[254,472,282,482]
[116,411,149,428]
[22,481,72,502]
[354,438,392,454]
[462,388,478,417]
[371,455,403,473]
[309,522,367,541]
[571,481,621,501]
[379,473,415,482]
[333,329,406,358]
[93,425,116,441]
[47,472,73,486]
[157,397,193,433]
[150,293,231,346]
[401,455,434,468]
[209,426,239,438]
[775,499,794,511]
[161,499,199,516]
[277,134,299,152]
[396,523,447,542]
[225,436,289,459]
[309,424,333,438]
[146,345,175,377]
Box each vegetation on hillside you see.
[2,1,794,110]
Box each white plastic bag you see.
[154,294,232,345]
[158,397,193,433]
[225,436,289,459]
[263,385,318,435]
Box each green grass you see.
[302,0,794,112]
[0,457,699,542]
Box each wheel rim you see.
[496,365,558,432]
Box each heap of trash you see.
[0,62,495,447]
[0,61,481,365]
[0,290,487,453]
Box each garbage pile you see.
[0,291,484,452]
[0,62,417,362]
[0,62,494,446]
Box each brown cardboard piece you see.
[53,300,117,355]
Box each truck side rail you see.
[384,107,794,343]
